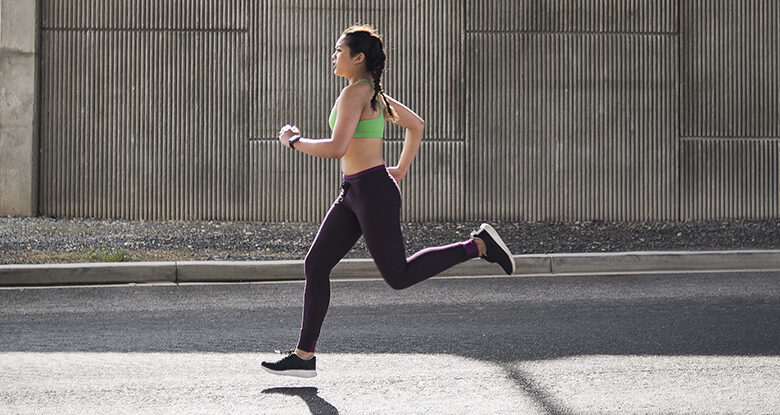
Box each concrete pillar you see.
[0,0,38,216]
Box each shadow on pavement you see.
[262,387,339,415]
[505,366,568,415]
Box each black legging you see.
[297,164,479,352]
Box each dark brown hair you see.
[342,24,397,121]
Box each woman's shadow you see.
[262,387,339,415]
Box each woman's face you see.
[331,34,358,77]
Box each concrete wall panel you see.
[39,30,248,220]
[18,0,780,221]
[681,0,779,138]
[41,0,247,30]
[248,140,341,223]
[0,51,35,126]
[0,51,37,208]
[681,139,780,220]
[384,140,465,221]
[1,0,37,52]
[0,0,38,216]
[467,0,677,33]
[466,33,678,221]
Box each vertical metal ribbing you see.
[90,33,99,217]
[35,0,775,222]
[123,31,132,219]
[465,33,519,220]
[465,0,676,33]
[39,1,249,220]
[160,31,170,220]
[130,31,139,220]
[63,30,74,218]
[465,0,678,221]
[104,31,113,218]
[41,0,246,30]
[172,32,182,220]
[682,139,780,220]
[681,0,779,138]
[82,30,92,218]
[679,0,778,220]
[383,141,465,221]
[248,141,341,222]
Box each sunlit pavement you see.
[2,352,778,414]
[1,271,779,414]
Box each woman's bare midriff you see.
[341,137,385,175]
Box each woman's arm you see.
[384,95,425,181]
[278,86,365,158]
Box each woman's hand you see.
[387,165,407,182]
[278,124,301,147]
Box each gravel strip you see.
[1,217,778,265]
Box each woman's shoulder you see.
[340,81,374,101]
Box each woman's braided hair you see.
[342,24,397,121]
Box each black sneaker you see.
[471,223,516,275]
[261,350,317,378]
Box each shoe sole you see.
[260,365,317,378]
[479,223,516,275]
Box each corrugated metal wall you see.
[465,0,680,221]
[680,0,780,220]
[39,0,249,220]
[465,2,679,220]
[681,139,779,220]
[38,1,779,221]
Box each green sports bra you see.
[328,79,385,138]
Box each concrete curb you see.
[0,262,177,286]
[548,250,780,274]
[1,250,779,286]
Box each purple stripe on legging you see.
[462,239,479,257]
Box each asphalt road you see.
[1,271,779,414]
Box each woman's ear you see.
[352,52,366,65]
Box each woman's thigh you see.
[305,201,362,274]
[350,177,407,276]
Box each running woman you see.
[261,24,515,378]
